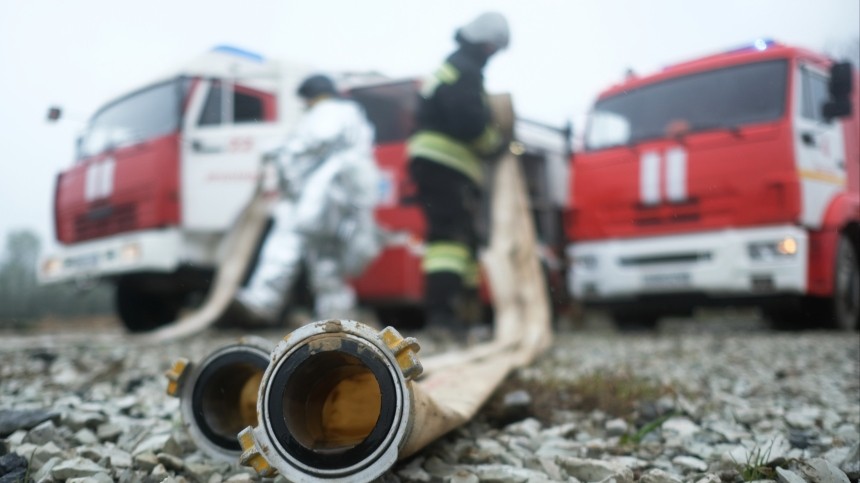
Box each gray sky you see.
[0,0,858,250]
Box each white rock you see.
[605,418,628,437]
[785,407,820,429]
[557,456,634,483]
[639,468,682,483]
[775,467,806,483]
[672,455,708,472]
[798,457,851,483]
[50,457,107,480]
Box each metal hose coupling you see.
[237,319,422,482]
[165,336,274,461]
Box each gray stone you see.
[32,456,62,482]
[447,469,480,483]
[538,457,567,481]
[185,462,219,483]
[134,434,182,457]
[67,474,113,483]
[672,455,708,472]
[96,422,124,442]
[397,456,431,482]
[605,418,628,437]
[224,473,255,482]
[557,456,634,483]
[785,407,820,429]
[32,441,65,469]
[0,453,29,483]
[134,451,160,472]
[158,452,185,472]
[639,468,683,483]
[106,447,133,468]
[23,420,62,446]
[118,424,151,452]
[775,467,806,483]
[662,417,700,440]
[424,456,458,479]
[505,417,542,439]
[472,464,550,482]
[840,442,859,479]
[798,457,851,483]
[693,474,721,483]
[62,411,107,431]
[73,428,99,445]
[0,409,60,437]
[50,457,108,480]
[151,462,170,477]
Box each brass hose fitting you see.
[165,335,274,461]
[238,319,421,482]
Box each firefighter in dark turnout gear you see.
[408,12,510,333]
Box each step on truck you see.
[566,40,859,330]
[39,46,570,332]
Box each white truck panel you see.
[38,229,185,284]
[568,225,808,300]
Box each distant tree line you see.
[0,229,112,326]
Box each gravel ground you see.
[0,314,858,483]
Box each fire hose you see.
[165,95,552,481]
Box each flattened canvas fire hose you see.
[165,94,552,481]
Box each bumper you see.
[568,225,808,302]
[38,229,184,284]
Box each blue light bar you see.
[212,45,265,63]
[726,38,776,54]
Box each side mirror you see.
[822,62,853,121]
[47,106,62,122]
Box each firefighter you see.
[408,12,510,334]
[233,74,381,323]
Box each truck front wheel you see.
[832,234,859,331]
[115,276,186,332]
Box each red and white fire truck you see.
[566,40,859,330]
[39,46,569,331]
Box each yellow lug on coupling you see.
[238,427,277,478]
[379,326,423,380]
[164,358,190,397]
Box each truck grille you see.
[73,203,137,241]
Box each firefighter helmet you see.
[456,12,510,51]
[297,74,337,100]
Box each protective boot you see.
[424,271,467,336]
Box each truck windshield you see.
[80,78,187,158]
[585,59,788,151]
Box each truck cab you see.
[566,40,859,330]
[41,46,312,331]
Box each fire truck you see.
[39,46,569,331]
[566,40,859,330]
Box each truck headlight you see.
[748,237,798,261]
[120,243,141,263]
[42,257,62,276]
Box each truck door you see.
[181,79,281,231]
[794,62,848,228]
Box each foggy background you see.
[0,0,858,250]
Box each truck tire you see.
[115,277,185,333]
[831,234,859,331]
[610,310,659,331]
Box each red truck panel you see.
[55,132,181,243]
